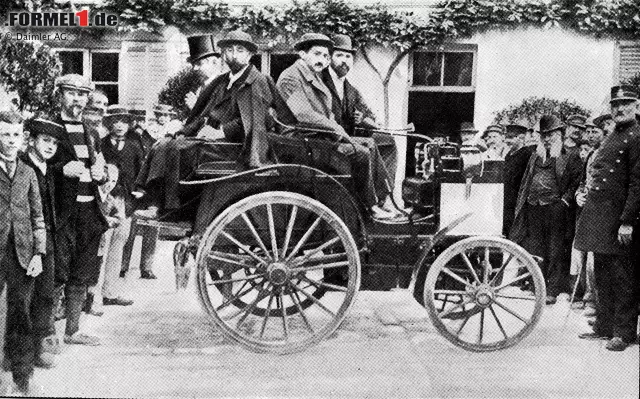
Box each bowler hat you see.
[217,30,258,53]
[566,114,586,129]
[103,105,132,124]
[153,104,176,116]
[458,121,478,133]
[593,113,612,128]
[483,124,505,138]
[294,33,333,51]
[187,35,219,63]
[55,74,94,93]
[610,85,638,103]
[332,34,356,54]
[505,124,529,137]
[27,118,65,141]
[539,115,564,134]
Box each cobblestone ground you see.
[5,240,638,398]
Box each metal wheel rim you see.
[424,236,545,352]
[196,191,361,354]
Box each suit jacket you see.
[276,59,345,135]
[509,148,583,244]
[0,158,46,269]
[575,120,640,254]
[180,65,295,167]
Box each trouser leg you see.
[102,219,131,298]
[610,253,637,342]
[140,224,159,274]
[64,284,86,336]
[30,251,56,350]
[121,218,139,274]
[592,253,614,336]
[545,202,568,297]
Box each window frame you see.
[408,43,478,93]
[54,47,121,102]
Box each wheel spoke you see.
[495,272,532,292]
[438,296,475,319]
[240,213,273,261]
[477,309,485,344]
[433,289,471,296]
[236,286,271,330]
[300,276,348,292]
[482,247,491,283]
[493,299,529,324]
[221,231,269,266]
[208,273,265,285]
[216,280,252,311]
[489,253,514,286]
[259,292,275,338]
[222,282,267,321]
[455,312,472,336]
[207,251,254,271]
[495,293,537,301]
[290,237,341,267]
[440,267,475,289]
[285,216,322,261]
[289,288,314,333]
[292,252,347,268]
[459,252,481,285]
[266,204,279,260]
[279,292,289,340]
[281,205,298,259]
[489,305,509,340]
[291,284,337,317]
[291,261,350,273]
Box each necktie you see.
[5,159,16,179]
[113,137,125,151]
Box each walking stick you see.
[564,258,584,326]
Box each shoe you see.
[578,331,611,340]
[64,332,101,346]
[134,206,159,220]
[34,352,56,369]
[41,335,62,355]
[605,337,629,351]
[103,297,134,306]
[89,308,105,316]
[140,271,157,280]
[545,295,557,305]
[12,376,30,396]
[119,270,126,278]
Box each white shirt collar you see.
[329,67,346,100]
[28,151,47,175]
[227,65,249,89]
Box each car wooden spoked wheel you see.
[424,237,545,351]
[196,191,361,354]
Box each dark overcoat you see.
[503,145,536,236]
[574,120,640,254]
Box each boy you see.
[20,119,66,370]
[0,111,45,395]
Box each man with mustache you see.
[135,30,294,219]
[509,114,583,305]
[184,34,222,110]
[574,85,640,351]
[277,33,399,220]
[49,74,109,346]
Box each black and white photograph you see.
[0,0,638,397]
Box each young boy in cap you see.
[0,111,46,395]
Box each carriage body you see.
[175,130,546,354]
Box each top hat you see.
[610,85,638,103]
[483,124,504,137]
[458,121,478,133]
[332,34,356,54]
[217,30,258,53]
[539,115,564,134]
[153,104,176,116]
[566,114,586,129]
[593,113,612,128]
[187,35,219,63]
[505,123,529,137]
[55,74,94,93]
[103,105,132,124]
[27,118,65,141]
[294,33,333,51]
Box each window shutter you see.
[120,42,169,111]
[619,42,640,82]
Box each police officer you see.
[575,85,640,351]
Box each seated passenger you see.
[276,33,401,220]
[135,30,295,219]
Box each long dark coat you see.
[503,145,536,236]
[574,120,640,254]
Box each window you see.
[411,48,476,89]
[55,49,120,104]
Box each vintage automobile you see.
[166,123,546,354]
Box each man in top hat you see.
[135,30,295,219]
[185,35,222,110]
[276,33,399,220]
[564,114,587,152]
[574,85,640,351]
[510,114,583,305]
[49,73,109,346]
[483,124,509,160]
[320,34,397,178]
[502,123,536,237]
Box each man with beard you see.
[184,35,221,110]
[320,34,397,178]
[277,33,399,220]
[510,115,583,305]
[502,123,535,237]
[135,30,294,219]
[575,86,640,351]
[49,74,108,346]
